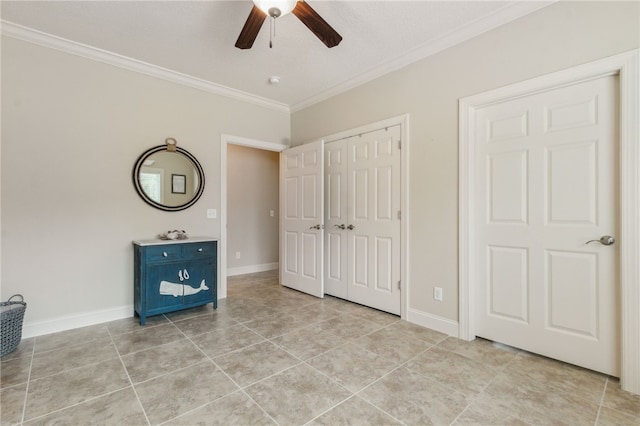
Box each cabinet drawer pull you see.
[198,248,203,252]
[163,252,168,257]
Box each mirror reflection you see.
[133,145,205,212]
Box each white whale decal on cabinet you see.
[160,279,209,297]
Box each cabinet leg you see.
[134,310,146,326]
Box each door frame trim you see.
[319,114,410,319]
[458,49,640,394]
[219,134,289,299]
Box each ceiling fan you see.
[235,0,342,49]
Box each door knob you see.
[347,224,355,230]
[334,224,346,230]
[585,235,615,246]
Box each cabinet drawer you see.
[183,243,216,259]
[145,245,182,262]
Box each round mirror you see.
[132,145,205,211]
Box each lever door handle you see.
[347,224,355,230]
[585,235,615,246]
[309,224,322,230]
[334,224,346,230]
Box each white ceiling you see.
[1,1,553,111]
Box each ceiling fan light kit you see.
[235,0,342,50]
[253,0,297,18]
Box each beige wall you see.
[291,1,640,322]
[227,145,279,271]
[1,36,290,328]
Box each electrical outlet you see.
[235,251,241,260]
[270,210,275,217]
[207,209,217,219]
[434,287,443,301]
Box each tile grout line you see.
[118,321,220,387]
[165,313,283,426]
[446,347,523,426]
[190,293,400,424]
[18,328,140,424]
[17,387,134,425]
[17,341,123,383]
[257,295,426,425]
[106,321,152,426]
[18,337,37,425]
[27,335,112,358]
[263,329,361,425]
[353,362,415,421]
[593,376,609,425]
[511,351,611,411]
[301,393,408,426]
[15,338,130,423]
[351,336,499,426]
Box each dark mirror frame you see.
[132,145,205,212]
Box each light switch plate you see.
[207,209,217,219]
[434,287,443,301]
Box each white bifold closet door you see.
[280,140,325,298]
[325,126,401,315]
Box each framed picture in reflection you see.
[171,174,186,194]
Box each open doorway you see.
[227,144,279,276]
[220,134,288,299]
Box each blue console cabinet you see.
[133,237,217,325]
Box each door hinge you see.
[397,280,401,290]
[397,210,401,220]
[398,139,402,150]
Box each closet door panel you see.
[347,127,401,315]
[280,141,324,298]
[324,142,348,298]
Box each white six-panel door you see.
[280,141,324,297]
[325,127,401,315]
[475,75,619,375]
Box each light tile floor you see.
[1,271,639,425]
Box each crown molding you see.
[290,1,556,113]
[0,20,290,114]
[1,1,554,115]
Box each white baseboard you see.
[406,307,459,338]
[22,305,134,339]
[227,262,278,277]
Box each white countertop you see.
[132,236,218,246]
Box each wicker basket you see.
[1,294,27,357]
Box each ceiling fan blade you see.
[292,1,342,48]
[235,5,267,49]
